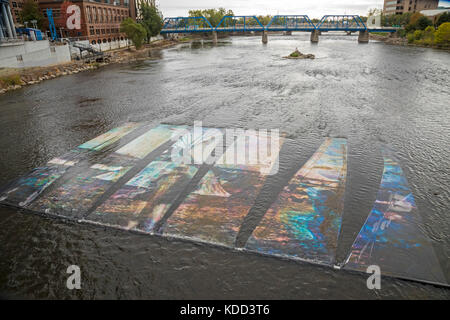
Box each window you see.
[12,2,17,7]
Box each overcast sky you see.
[156,0,385,19]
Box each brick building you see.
[39,0,130,44]
[383,0,439,15]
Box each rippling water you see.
[0,33,449,299]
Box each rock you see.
[284,48,315,59]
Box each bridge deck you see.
[161,15,399,34]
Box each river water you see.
[0,33,449,299]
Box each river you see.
[0,33,449,299]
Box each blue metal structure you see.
[315,15,366,31]
[160,14,399,34]
[162,16,213,33]
[215,16,264,32]
[46,8,57,40]
[266,15,316,31]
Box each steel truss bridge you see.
[161,15,398,43]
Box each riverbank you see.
[0,39,180,95]
[370,33,450,50]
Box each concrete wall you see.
[0,40,71,68]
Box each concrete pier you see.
[262,30,268,44]
[310,30,319,43]
[358,30,369,43]
[212,31,218,44]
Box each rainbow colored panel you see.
[343,148,447,285]
[245,138,347,266]
[162,131,284,247]
[0,151,81,208]
[87,161,198,232]
[78,122,142,151]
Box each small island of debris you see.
[284,48,315,59]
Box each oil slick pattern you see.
[0,151,81,208]
[343,148,447,285]
[28,124,183,218]
[162,131,284,247]
[87,161,198,232]
[245,138,347,266]
[87,126,223,232]
[78,122,142,151]
[29,153,134,218]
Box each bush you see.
[407,33,415,43]
[0,74,21,86]
[435,22,450,45]
[414,30,423,40]
[397,29,406,38]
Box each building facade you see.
[39,0,130,44]
[1,0,18,39]
[383,0,439,15]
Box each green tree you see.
[436,12,450,27]
[188,8,234,27]
[416,16,432,30]
[20,0,44,29]
[121,18,147,49]
[435,22,450,45]
[140,3,163,43]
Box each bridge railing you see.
[215,16,265,32]
[162,16,214,33]
[315,15,367,31]
[267,15,316,31]
[161,14,388,34]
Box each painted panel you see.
[24,125,183,217]
[343,148,447,285]
[28,152,134,218]
[163,131,284,247]
[0,151,80,208]
[115,124,185,159]
[87,161,197,232]
[245,138,347,266]
[78,122,141,151]
[85,126,224,232]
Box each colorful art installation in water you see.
[0,122,446,287]
[343,148,447,285]
[78,122,142,151]
[245,138,347,266]
[86,125,224,232]
[162,130,283,247]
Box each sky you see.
[156,0,385,19]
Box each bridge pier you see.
[212,31,218,44]
[358,30,369,43]
[310,30,319,43]
[262,30,268,44]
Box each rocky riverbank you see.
[370,33,450,50]
[0,39,179,95]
